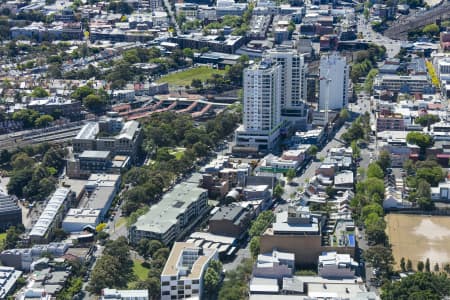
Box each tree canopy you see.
[415,114,440,127]
[406,132,433,150]
[381,272,450,300]
[88,237,134,294]
[367,163,384,179]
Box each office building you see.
[374,74,432,94]
[266,48,308,128]
[319,53,349,110]
[66,149,130,179]
[28,188,74,243]
[160,242,218,300]
[82,174,121,219]
[235,60,282,151]
[101,289,149,300]
[216,0,247,17]
[62,209,101,233]
[72,112,142,161]
[129,179,209,245]
[0,194,22,231]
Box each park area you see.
[157,66,225,87]
[386,214,450,269]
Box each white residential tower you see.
[319,53,349,111]
[235,60,282,151]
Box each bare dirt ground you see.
[386,214,450,269]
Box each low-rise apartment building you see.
[208,205,255,238]
[318,251,357,278]
[376,112,405,132]
[129,179,209,245]
[160,242,217,300]
[28,188,75,243]
[260,206,355,266]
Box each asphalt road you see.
[223,241,251,272]
[356,18,404,58]
[282,95,373,201]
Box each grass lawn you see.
[128,259,150,287]
[0,232,6,249]
[157,66,225,86]
[115,217,127,229]
[169,147,186,160]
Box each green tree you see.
[191,78,203,89]
[400,257,406,272]
[11,152,34,170]
[407,259,413,271]
[71,85,95,101]
[434,263,439,272]
[365,213,387,244]
[183,48,194,59]
[7,168,33,198]
[340,108,350,120]
[249,236,260,259]
[218,259,253,300]
[135,277,160,300]
[285,169,296,182]
[273,184,284,199]
[87,237,134,294]
[363,177,385,201]
[351,140,361,159]
[364,244,394,275]
[425,258,431,272]
[445,264,450,274]
[357,167,366,179]
[406,132,433,153]
[42,147,66,171]
[12,109,40,128]
[4,226,21,249]
[249,211,274,237]
[361,203,384,219]
[415,114,440,127]
[137,239,150,257]
[415,164,445,187]
[381,272,450,300]
[204,265,220,298]
[403,159,415,176]
[83,94,107,113]
[377,150,391,172]
[148,240,164,257]
[34,114,54,128]
[417,261,425,272]
[31,86,49,98]
[122,49,140,64]
[308,145,318,156]
[417,179,434,210]
[367,163,384,179]
[422,23,439,37]
[325,186,337,199]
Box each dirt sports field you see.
[386,214,450,269]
